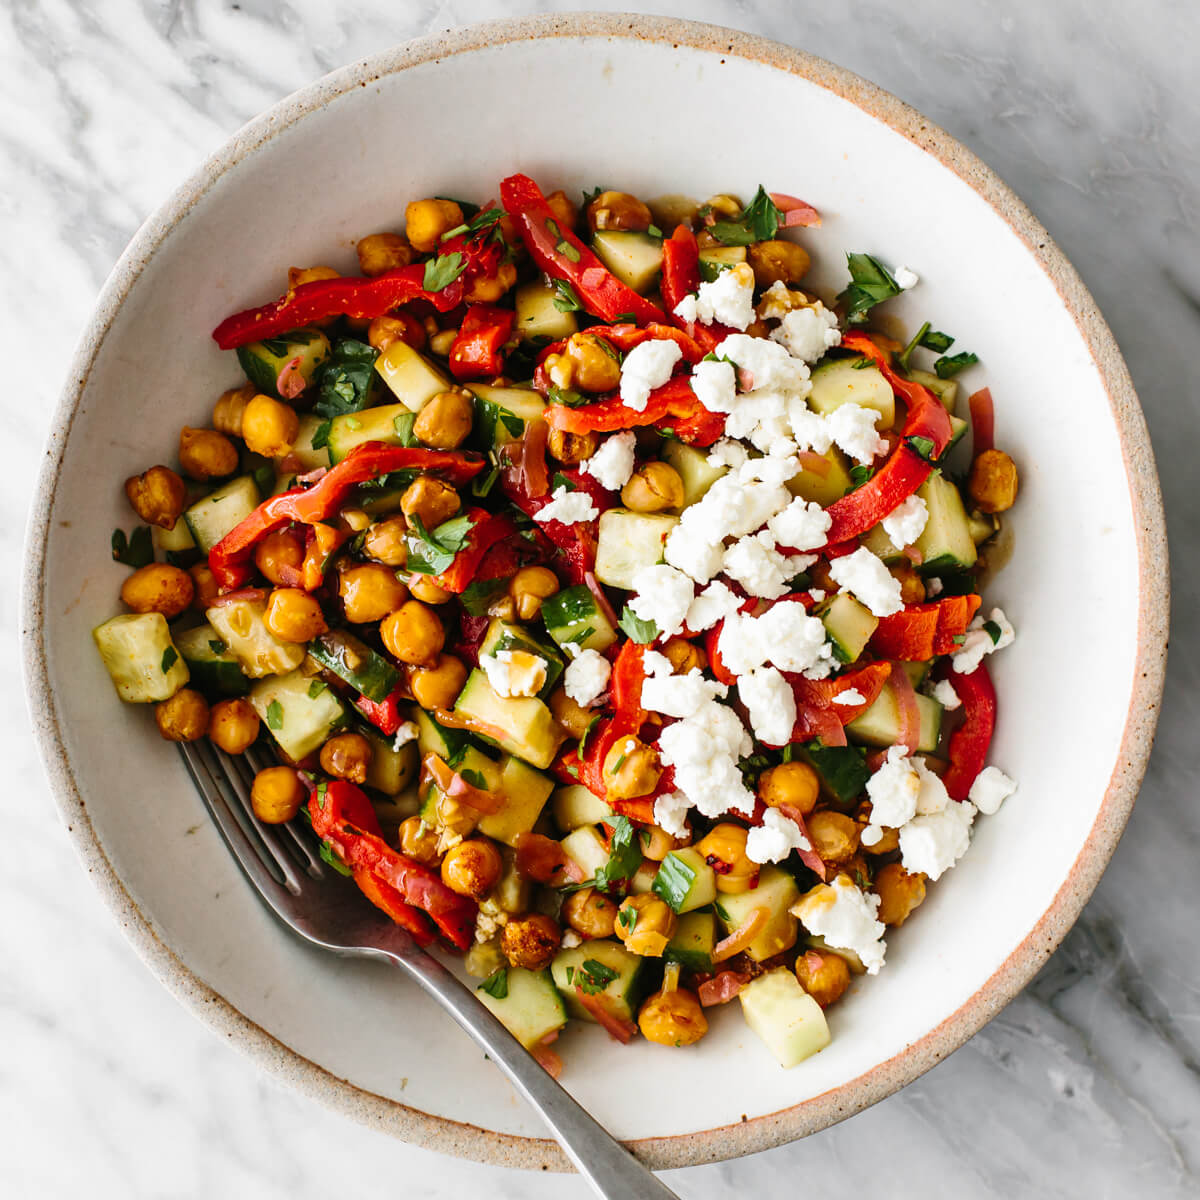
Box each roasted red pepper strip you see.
[448,304,516,380]
[941,663,997,802]
[544,376,723,448]
[208,443,485,590]
[660,225,733,354]
[933,594,982,655]
[870,595,983,660]
[352,868,436,945]
[786,662,892,743]
[310,781,477,950]
[503,467,611,585]
[500,173,666,326]
[352,686,406,737]
[426,509,517,594]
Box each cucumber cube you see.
[739,968,831,1068]
[93,613,189,703]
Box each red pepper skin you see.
[544,376,724,447]
[660,225,733,354]
[352,686,406,737]
[427,509,517,594]
[207,443,485,590]
[941,663,997,801]
[785,662,892,743]
[352,868,436,945]
[869,595,982,660]
[932,594,983,655]
[503,467,612,585]
[500,174,666,326]
[448,304,516,380]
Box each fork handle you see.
[382,946,680,1199]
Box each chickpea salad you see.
[93,175,1020,1071]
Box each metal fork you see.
[178,739,680,1199]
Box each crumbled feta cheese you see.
[657,699,755,819]
[893,265,919,290]
[392,721,419,750]
[738,666,796,746]
[628,563,695,639]
[862,746,921,842]
[582,430,637,491]
[770,304,842,364]
[674,468,790,544]
[767,496,832,551]
[641,650,673,677]
[788,403,836,455]
[826,402,888,465]
[684,580,743,632]
[969,766,1017,816]
[642,668,729,719]
[900,800,976,881]
[474,907,507,944]
[808,589,826,602]
[480,650,547,698]
[828,547,904,617]
[756,280,798,321]
[664,522,726,586]
[881,494,929,548]
[560,929,583,949]
[722,530,813,599]
[739,454,801,487]
[792,876,886,974]
[619,338,682,411]
[746,806,811,865]
[930,679,961,710]
[689,358,738,413]
[673,294,699,324]
[563,648,611,707]
[534,485,599,526]
[952,607,1015,675]
[654,790,692,839]
[926,577,944,597]
[674,263,756,330]
[717,604,834,679]
[706,438,749,470]
[715,333,813,398]
[833,688,866,706]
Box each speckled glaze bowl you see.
[23,13,1168,1171]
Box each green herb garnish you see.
[934,351,979,379]
[307,679,327,699]
[406,512,477,575]
[266,700,284,731]
[478,967,509,999]
[707,186,784,246]
[594,816,642,893]
[983,619,1003,645]
[908,435,937,461]
[652,852,698,913]
[319,840,352,876]
[576,959,619,995]
[545,217,581,263]
[551,472,577,492]
[459,768,488,790]
[547,385,590,409]
[849,464,875,489]
[837,253,902,323]
[160,647,178,674]
[111,526,154,568]
[423,251,466,292]
[313,338,379,420]
[553,279,583,312]
[617,606,658,645]
[392,411,419,446]
[208,639,226,655]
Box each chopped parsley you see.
[307,679,327,699]
[318,840,352,876]
[551,472,577,492]
[313,338,379,419]
[575,959,619,995]
[477,967,509,999]
[707,186,784,246]
[110,526,154,568]
[546,384,590,409]
[983,619,1003,645]
[545,217,581,263]
[552,279,583,312]
[617,605,658,644]
[266,700,284,731]
[460,574,511,616]
[440,206,504,242]
[392,411,419,446]
[651,852,698,913]
[310,419,332,450]
[208,639,226,655]
[617,905,637,932]
[160,646,178,674]
[907,435,937,462]
[459,768,488,790]
[611,311,637,325]
[594,816,642,893]
[848,463,875,490]
[422,251,466,292]
[934,351,980,379]
[837,253,902,323]
[406,512,477,575]
[471,463,501,499]
[898,321,956,371]
[713,900,732,923]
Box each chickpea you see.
[545,188,579,232]
[154,688,209,742]
[361,516,408,567]
[413,389,474,450]
[367,313,425,354]
[339,563,408,624]
[661,637,707,675]
[251,529,303,587]
[242,394,299,459]
[487,594,517,622]
[464,262,518,305]
[501,913,562,970]
[795,949,851,1008]
[356,231,415,276]
[758,760,820,815]
[400,476,461,530]
[546,427,599,465]
[586,190,653,233]
[695,823,757,894]
[621,462,685,513]
[639,825,687,861]
[251,766,306,824]
[120,563,193,618]
[429,328,458,357]
[549,687,595,738]
[747,239,811,287]
[318,731,373,785]
[561,887,618,939]
[124,465,186,530]
[441,837,503,899]
[264,588,328,642]
[405,197,464,253]
[564,332,622,394]
[409,653,468,710]
[398,816,443,866]
[189,563,219,610]
[207,698,260,755]
[408,574,452,605]
[638,987,708,1047]
[968,449,1019,514]
[807,810,860,865]
[602,736,662,801]
[288,265,339,290]
[705,193,743,219]
[862,823,900,855]
[890,562,927,604]
[614,893,677,956]
[178,426,238,481]
[508,566,559,622]
[212,382,256,437]
[873,862,927,927]
[381,600,445,666]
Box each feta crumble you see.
[828,546,904,617]
[737,666,797,747]
[479,649,547,699]
[746,806,812,865]
[563,648,611,707]
[722,530,813,599]
[881,494,929,548]
[654,790,692,839]
[560,929,583,949]
[792,875,887,975]
[581,430,637,491]
[861,747,953,848]
[930,679,961,711]
[769,304,842,364]
[826,402,889,465]
[767,496,832,551]
[664,522,726,585]
[534,485,599,526]
[833,688,866,706]
[392,721,419,750]
[673,262,757,330]
[951,606,1015,675]
[969,766,1017,816]
[893,265,920,290]
[900,799,976,881]
[716,604,835,679]
[657,699,755,819]
[684,580,743,632]
[706,438,750,471]
[619,338,682,411]
[642,668,729,719]
[715,333,813,398]
[628,563,695,639]
[689,357,738,413]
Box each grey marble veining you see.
[4,1,1199,1196]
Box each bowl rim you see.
[22,11,1169,1172]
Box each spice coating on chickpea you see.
[120,563,194,619]
[368,313,425,354]
[356,232,414,276]
[546,428,599,465]
[638,988,708,1047]
[464,262,518,305]
[178,426,238,480]
[561,887,617,939]
[409,654,468,710]
[873,862,927,927]
[188,563,219,610]
[441,838,503,900]
[602,736,662,801]
[124,465,186,529]
[747,239,811,287]
[758,760,820,815]
[968,448,1019,513]
[621,462,685,513]
[154,689,209,742]
[400,476,461,529]
[501,914,562,970]
[413,389,474,450]
[339,563,408,624]
[254,528,306,585]
[319,732,373,785]
[398,815,442,866]
[265,588,328,642]
[508,566,559,622]
[381,600,445,666]
[695,823,757,893]
[207,698,260,755]
[251,766,306,824]
[405,198,464,253]
[807,810,861,865]
[587,190,653,233]
[563,332,623,394]
[544,188,579,232]
[242,394,300,459]
[212,382,255,437]
[614,893,677,956]
[795,949,851,1008]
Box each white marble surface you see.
[5,0,1198,1195]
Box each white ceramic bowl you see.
[24,14,1168,1170]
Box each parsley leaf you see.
[837,253,902,323]
[713,900,732,923]
[652,852,698,913]
[617,605,658,645]
[707,186,784,246]
[266,700,284,731]
[617,905,637,932]
[908,435,937,461]
[318,839,352,876]
[594,816,642,893]
[460,574,511,616]
[551,472,577,492]
[310,419,332,450]
[307,679,327,699]
[313,338,379,419]
[160,646,178,674]
[545,217,581,263]
[552,279,583,312]
[611,311,637,325]
[406,512,477,575]
[459,768,488,790]
[898,321,956,371]
[478,968,509,999]
[546,385,590,409]
[208,639,226,655]
[423,251,466,292]
[576,959,619,995]
[393,411,419,447]
[983,619,1003,645]
[441,206,504,242]
[934,351,980,379]
[471,464,501,499]
[111,526,154,568]
[849,463,875,489]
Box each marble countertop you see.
[6,1,1199,1195]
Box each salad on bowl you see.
[91,172,1020,1073]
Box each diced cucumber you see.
[514,282,579,342]
[550,940,647,1024]
[717,866,800,962]
[453,670,564,769]
[665,910,717,973]
[901,660,932,689]
[860,523,905,564]
[821,593,879,665]
[308,629,401,703]
[551,784,613,832]
[469,385,546,450]
[808,357,895,429]
[739,968,831,1068]
[590,231,664,294]
[786,447,854,507]
[476,755,554,847]
[412,706,473,765]
[908,367,959,413]
[476,967,568,1050]
[93,613,189,703]
[152,517,196,564]
[846,682,942,753]
[967,509,998,545]
[652,847,717,914]
[374,340,451,412]
[559,825,609,880]
[947,414,969,452]
[291,413,333,473]
[698,244,747,282]
[183,475,261,553]
[237,329,331,399]
[541,585,618,656]
[363,729,419,796]
[629,858,658,896]
[249,669,346,761]
[913,472,977,574]
[478,618,563,697]
[326,402,417,464]
[206,598,306,679]
[494,848,533,914]
[465,939,506,980]
[173,623,249,697]
[662,441,727,508]
[594,509,679,591]
[419,744,503,837]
